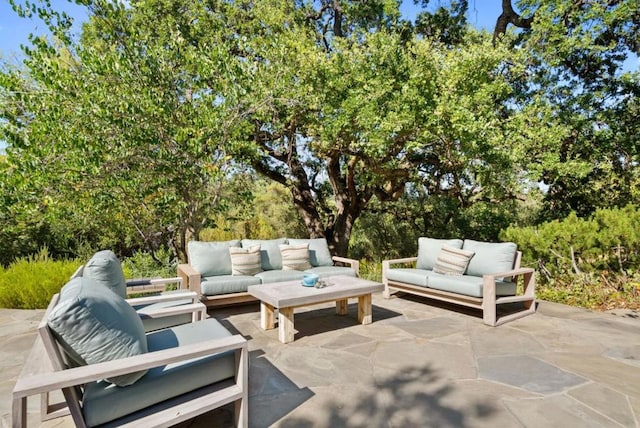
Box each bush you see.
[502,204,640,310]
[0,249,81,309]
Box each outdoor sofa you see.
[383,238,535,326]
[178,238,359,307]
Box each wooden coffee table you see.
[248,275,384,343]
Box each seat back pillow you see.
[463,240,517,277]
[280,243,312,271]
[432,245,475,275]
[416,238,464,270]
[287,238,333,267]
[229,245,263,275]
[82,250,127,299]
[241,238,288,271]
[48,277,148,386]
[188,240,242,277]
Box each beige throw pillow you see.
[230,245,262,276]
[279,243,312,271]
[432,245,475,275]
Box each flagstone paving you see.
[2,293,639,427]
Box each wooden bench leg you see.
[336,299,348,315]
[278,307,295,344]
[260,302,276,330]
[358,294,372,324]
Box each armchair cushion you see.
[462,240,517,277]
[201,275,261,295]
[49,277,148,387]
[305,265,358,278]
[417,238,464,270]
[82,318,236,427]
[241,238,288,270]
[82,250,127,298]
[288,238,333,267]
[188,240,242,277]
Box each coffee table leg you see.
[261,302,276,330]
[358,294,372,324]
[278,307,295,343]
[336,299,348,315]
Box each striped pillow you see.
[432,245,475,275]
[279,243,312,271]
[229,246,263,276]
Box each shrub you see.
[0,249,81,309]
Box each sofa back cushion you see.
[82,250,127,299]
[287,238,333,267]
[188,240,242,277]
[417,238,464,270]
[50,277,148,386]
[462,240,517,277]
[241,238,288,270]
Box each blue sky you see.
[0,1,502,59]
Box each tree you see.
[1,0,238,261]
[495,0,640,220]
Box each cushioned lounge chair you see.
[12,276,248,427]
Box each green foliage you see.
[0,248,81,309]
[121,248,176,280]
[502,205,640,309]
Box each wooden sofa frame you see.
[12,294,248,427]
[382,251,536,326]
[178,256,360,308]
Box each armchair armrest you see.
[332,256,360,277]
[126,290,198,306]
[177,264,203,295]
[13,335,247,399]
[482,267,535,281]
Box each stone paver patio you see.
[2,292,639,427]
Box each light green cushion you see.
[82,250,127,299]
[288,238,333,267]
[49,277,148,387]
[241,238,288,270]
[462,240,517,277]
[188,240,241,277]
[386,269,517,297]
[416,238,463,270]
[305,266,357,278]
[201,275,261,296]
[82,318,235,427]
[254,269,306,284]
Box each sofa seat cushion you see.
[426,273,517,298]
[305,266,357,278]
[462,240,517,277]
[201,275,261,296]
[82,318,235,427]
[386,268,431,287]
[242,238,288,270]
[255,269,306,284]
[188,240,242,277]
[386,269,517,298]
[417,238,464,271]
[132,295,194,332]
